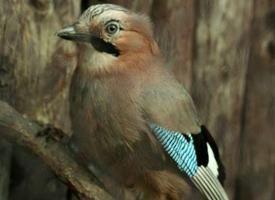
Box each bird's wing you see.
[141,69,228,200]
[149,123,228,200]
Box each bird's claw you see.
[36,123,69,144]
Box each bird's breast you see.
[69,71,143,166]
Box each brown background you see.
[0,0,274,199]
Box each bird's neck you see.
[77,43,160,76]
[77,44,116,75]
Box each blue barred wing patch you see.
[150,124,198,177]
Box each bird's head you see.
[57,4,159,59]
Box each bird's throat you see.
[90,37,120,57]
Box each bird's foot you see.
[36,122,70,145]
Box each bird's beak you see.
[57,25,90,42]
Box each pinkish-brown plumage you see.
[58,4,228,200]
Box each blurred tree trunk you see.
[236,1,275,199]
[192,1,253,198]
[0,1,80,200]
[0,140,11,200]
[0,0,274,200]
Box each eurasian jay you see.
[57,4,229,200]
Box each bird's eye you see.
[105,22,120,35]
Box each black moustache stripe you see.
[90,37,120,57]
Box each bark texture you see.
[0,101,113,200]
[0,1,80,200]
[0,139,11,200]
[192,1,253,198]
[236,1,275,199]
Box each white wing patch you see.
[207,143,219,177]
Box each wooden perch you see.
[0,100,114,200]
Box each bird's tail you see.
[191,167,229,200]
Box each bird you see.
[57,4,229,200]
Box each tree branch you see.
[0,100,114,200]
